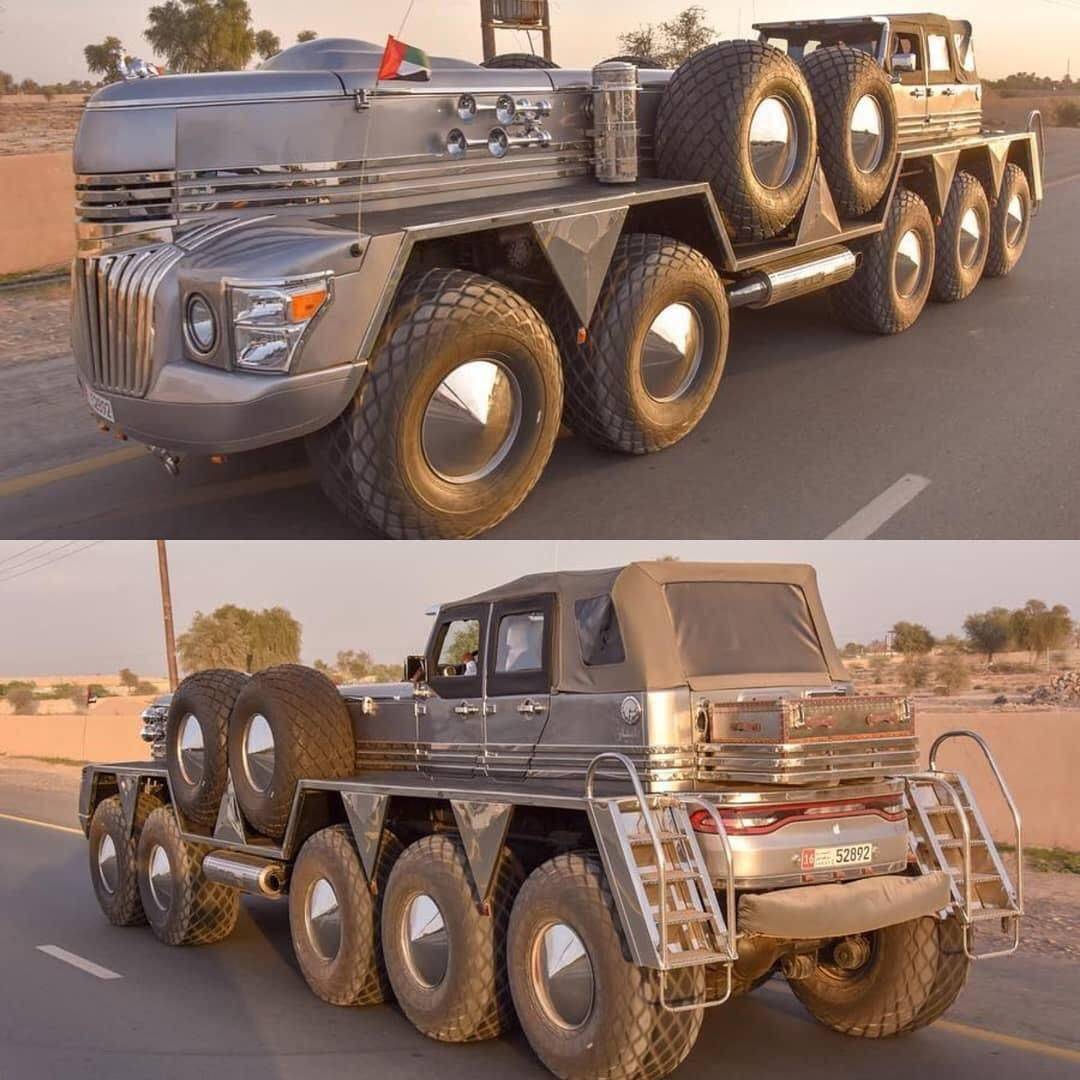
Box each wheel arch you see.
[79,766,171,837]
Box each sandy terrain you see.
[983,88,1079,131]
[0,95,86,157]
[0,280,71,366]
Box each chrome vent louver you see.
[75,172,178,254]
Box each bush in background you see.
[7,687,38,715]
[934,653,971,696]
[899,655,931,691]
[1056,101,1080,127]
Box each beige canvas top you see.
[457,561,848,694]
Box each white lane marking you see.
[37,945,123,980]
[0,811,83,836]
[826,474,931,540]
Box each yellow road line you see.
[0,811,83,836]
[936,1020,1080,1064]
[760,982,1080,1063]
[0,446,145,499]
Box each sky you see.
[0,540,1077,676]
[1,0,1078,84]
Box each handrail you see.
[929,729,1024,918]
[585,752,670,970]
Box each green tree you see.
[84,36,126,83]
[0,71,16,94]
[447,623,480,662]
[19,78,41,94]
[963,607,1011,663]
[617,5,715,67]
[177,604,301,672]
[1011,600,1073,661]
[119,667,140,689]
[891,621,935,655]
[296,29,318,43]
[934,653,971,696]
[899,654,931,691]
[7,686,38,715]
[255,29,281,60]
[145,0,275,72]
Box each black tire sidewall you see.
[165,670,246,828]
[289,826,400,1006]
[394,331,558,524]
[88,796,141,925]
[136,807,191,944]
[986,164,1032,279]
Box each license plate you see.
[85,386,115,424]
[801,843,873,871]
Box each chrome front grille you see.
[75,171,178,254]
[72,246,182,397]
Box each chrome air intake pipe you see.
[202,851,287,898]
[593,61,639,184]
[727,245,859,309]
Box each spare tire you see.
[482,53,558,69]
[656,40,818,243]
[165,669,248,828]
[602,54,667,69]
[228,665,354,840]
[801,46,897,218]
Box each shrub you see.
[0,680,34,699]
[87,683,111,699]
[1055,101,1080,127]
[934,653,971,696]
[899,655,931,691]
[7,686,38,715]
[134,679,160,695]
[868,655,889,684]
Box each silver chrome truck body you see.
[69,34,1043,460]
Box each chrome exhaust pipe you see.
[202,851,287,898]
[727,245,858,309]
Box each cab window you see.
[927,34,951,74]
[953,33,976,75]
[434,619,481,678]
[495,612,545,673]
[890,32,924,84]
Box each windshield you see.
[663,581,828,677]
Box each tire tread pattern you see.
[88,791,163,927]
[307,269,561,539]
[930,171,989,303]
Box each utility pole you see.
[156,540,179,691]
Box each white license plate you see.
[85,386,115,424]
[801,843,873,871]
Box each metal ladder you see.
[585,752,738,1012]
[902,730,1023,960]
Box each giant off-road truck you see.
[80,562,1023,1079]
[70,15,1044,538]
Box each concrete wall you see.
[1,707,1077,849]
[0,152,73,275]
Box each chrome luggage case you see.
[696,695,918,785]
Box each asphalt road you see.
[1,765,1079,1079]
[2,133,1079,540]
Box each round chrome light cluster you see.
[185,294,217,354]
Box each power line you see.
[0,540,52,569]
[0,541,86,580]
[0,541,102,585]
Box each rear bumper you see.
[738,870,952,939]
[76,360,364,456]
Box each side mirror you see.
[891,52,917,74]
[404,655,426,682]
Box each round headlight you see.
[186,294,217,354]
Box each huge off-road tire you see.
[306,269,563,539]
[899,914,971,1033]
[602,54,667,69]
[656,40,818,243]
[508,853,704,1080]
[88,791,163,926]
[789,915,965,1038]
[830,187,935,334]
[289,825,404,1006]
[136,805,240,946]
[228,665,354,841]
[801,45,897,218]
[381,834,523,1042]
[165,669,248,828]
[551,233,729,454]
[482,53,558,69]
[984,163,1032,279]
[931,171,990,303]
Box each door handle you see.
[910,88,925,98]
[517,699,547,715]
[940,87,954,96]
[454,702,480,716]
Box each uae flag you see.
[377,35,431,82]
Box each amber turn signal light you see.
[287,286,328,323]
